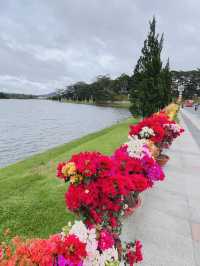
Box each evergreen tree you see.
[129,17,172,117]
[91,75,115,103]
[161,58,172,106]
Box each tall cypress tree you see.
[162,58,172,105]
[129,17,172,117]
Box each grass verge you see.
[0,117,138,240]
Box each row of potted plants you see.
[0,104,184,266]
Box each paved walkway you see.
[121,110,200,266]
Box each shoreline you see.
[54,99,131,109]
[0,98,131,108]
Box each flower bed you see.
[0,103,184,266]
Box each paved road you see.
[182,107,200,148]
[121,110,200,266]
[183,106,200,117]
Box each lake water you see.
[0,99,130,167]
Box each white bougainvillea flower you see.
[69,220,88,243]
[125,136,148,159]
[164,123,181,133]
[139,126,155,138]
[99,247,119,265]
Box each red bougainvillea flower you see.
[57,162,67,180]
[62,234,87,265]
[131,174,149,192]
[129,115,166,144]
[98,229,115,251]
[69,152,113,179]
[27,239,56,266]
[135,240,143,262]
[124,240,143,266]
[57,151,113,184]
[113,145,164,188]
[65,182,100,212]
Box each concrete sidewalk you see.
[121,112,200,266]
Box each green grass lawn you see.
[0,117,138,240]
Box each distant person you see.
[194,103,198,111]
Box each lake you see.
[0,99,130,167]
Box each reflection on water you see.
[0,99,130,167]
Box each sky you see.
[0,0,200,95]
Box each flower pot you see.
[146,140,160,159]
[115,238,123,261]
[125,191,139,208]
[123,194,142,218]
[156,154,170,167]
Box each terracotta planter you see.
[124,194,142,218]
[115,238,123,261]
[146,140,160,159]
[125,191,139,208]
[156,154,170,167]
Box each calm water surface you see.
[0,99,130,167]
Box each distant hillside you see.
[171,69,200,98]
[37,92,57,99]
[172,69,200,82]
[1,69,200,101]
[0,92,37,99]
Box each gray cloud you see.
[0,0,200,94]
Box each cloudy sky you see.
[0,0,200,94]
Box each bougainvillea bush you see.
[129,112,184,152]
[111,135,165,211]
[57,141,164,230]
[0,221,143,266]
[129,115,165,145]
[112,136,165,188]
[57,151,136,232]
[160,121,184,150]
